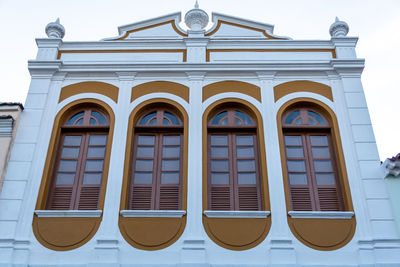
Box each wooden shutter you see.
[47,134,84,210]
[235,134,261,211]
[157,134,182,210]
[75,134,107,210]
[284,134,315,211]
[129,134,157,210]
[308,134,344,211]
[129,129,183,210]
[208,134,233,210]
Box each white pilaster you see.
[180,72,207,264]
[92,72,136,264]
[257,71,297,264]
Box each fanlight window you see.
[129,109,183,210]
[207,108,261,211]
[282,108,344,211]
[46,108,110,210]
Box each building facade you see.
[0,5,399,266]
[0,103,23,192]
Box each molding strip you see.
[120,210,186,218]
[204,210,270,218]
[34,210,102,218]
[288,211,355,219]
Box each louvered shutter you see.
[129,134,156,210]
[284,134,315,211]
[308,135,344,211]
[235,135,261,211]
[157,134,181,210]
[75,134,107,210]
[209,134,233,210]
[47,134,83,210]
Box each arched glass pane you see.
[235,110,252,125]
[211,111,227,125]
[235,118,242,125]
[76,118,84,125]
[149,118,157,125]
[308,110,326,125]
[138,112,156,125]
[284,111,300,125]
[66,112,84,125]
[164,111,180,125]
[90,118,97,125]
[163,118,170,125]
[294,118,302,125]
[91,111,107,125]
[308,118,316,125]
[221,118,228,125]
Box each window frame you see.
[45,107,110,210]
[282,107,345,212]
[207,107,262,211]
[128,108,184,210]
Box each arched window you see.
[282,107,344,211]
[46,107,110,210]
[129,108,183,210]
[207,108,262,210]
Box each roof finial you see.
[329,16,349,37]
[185,1,208,31]
[45,17,65,39]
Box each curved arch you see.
[33,98,115,251]
[131,81,189,103]
[276,97,355,251]
[274,80,333,102]
[119,98,188,250]
[202,98,271,251]
[203,81,261,103]
[59,82,119,103]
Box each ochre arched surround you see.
[131,81,189,103]
[203,81,261,103]
[59,82,119,103]
[277,98,356,251]
[274,81,333,102]
[119,98,188,250]
[202,98,271,250]
[33,99,115,251]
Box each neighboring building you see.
[0,102,23,191]
[383,153,400,234]
[0,4,399,266]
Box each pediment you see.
[103,11,290,41]
[206,12,290,40]
[103,12,187,40]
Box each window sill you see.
[34,210,102,218]
[120,210,186,218]
[288,211,355,219]
[203,210,271,218]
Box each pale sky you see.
[0,0,399,160]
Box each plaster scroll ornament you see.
[45,18,65,39]
[329,17,349,37]
[184,0,209,31]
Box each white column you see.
[180,72,207,264]
[91,72,136,266]
[257,72,297,265]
